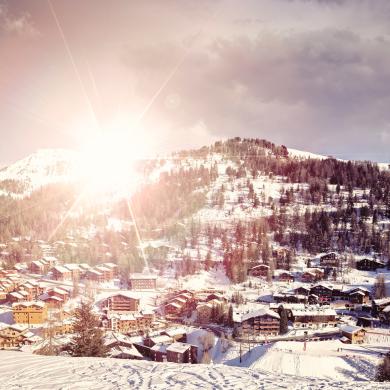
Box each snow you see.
[288,148,330,160]
[0,350,386,389]
[250,340,380,381]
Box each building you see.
[129,273,157,290]
[301,268,324,283]
[249,264,270,278]
[51,265,72,281]
[319,252,339,268]
[309,284,333,303]
[340,325,365,344]
[85,269,105,283]
[100,293,140,312]
[95,266,114,282]
[0,324,35,348]
[291,307,337,329]
[235,309,280,337]
[196,299,225,324]
[356,258,386,271]
[166,342,197,363]
[105,310,155,334]
[12,301,48,324]
[277,271,294,283]
[64,263,81,279]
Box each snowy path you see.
[0,351,386,390]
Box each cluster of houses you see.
[249,252,387,283]
[164,289,228,324]
[272,284,370,306]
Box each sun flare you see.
[79,123,148,194]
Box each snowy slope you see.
[0,149,79,195]
[287,148,329,160]
[0,351,385,390]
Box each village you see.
[0,235,389,375]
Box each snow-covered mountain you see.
[0,143,388,198]
[0,149,80,196]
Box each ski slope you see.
[0,351,386,390]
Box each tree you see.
[376,353,390,382]
[205,251,213,271]
[278,306,288,335]
[67,300,108,357]
[227,304,234,327]
[199,331,215,364]
[374,274,387,299]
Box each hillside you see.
[0,351,386,390]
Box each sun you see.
[79,123,148,195]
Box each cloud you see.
[0,4,39,37]
[122,25,390,160]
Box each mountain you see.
[0,149,79,197]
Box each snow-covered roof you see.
[291,307,336,317]
[12,301,45,308]
[240,308,280,323]
[166,342,191,353]
[340,325,364,335]
[129,273,158,280]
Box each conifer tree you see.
[67,300,108,357]
[376,353,390,382]
[278,306,289,335]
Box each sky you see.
[1,0,390,164]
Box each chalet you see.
[340,325,365,344]
[291,307,337,329]
[379,305,390,324]
[0,323,35,348]
[30,259,49,275]
[41,318,75,337]
[346,287,370,305]
[109,345,144,360]
[42,256,59,268]
[48,287,70,302]
[161,328,187,342]
[277,271,294,283]
[373,297,390,316]
[13,301,48,324]
[294,286,311,296]
[319,252,339,269]
[356,258,386,271]
[64,264,81,279]
[78,263,92,274]
[235,309,280,337]
[249,264,270,278]
[165,301,183,316]
[166,342,198,363]
[103,262,119,276]
[309,284,333,303]
[8,291,29,303]
[51,265,72,281]
[100,293,140,312]
[85,269,105,283]
[40,294,63,309]
[274,293,307,304]
[95,266,114,282]
[196,299,225,324]
[129,273,157,290]
[301,268,324,283]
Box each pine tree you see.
[227,304,234,327]
[376,353,390,382]
[278,306,288,335]
[67,300,108,357]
